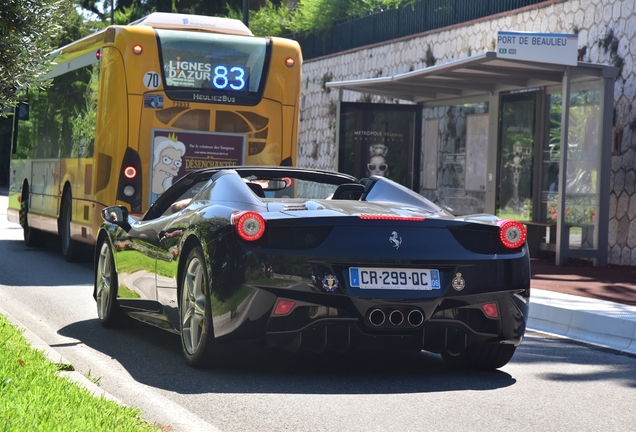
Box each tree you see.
[289,0,406,34]
[225,0,409,37]
[78,0,135,21]
[227,0,293,36]
[78,0,244,23]
[0,0,69,113]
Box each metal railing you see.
[294,0,551,60]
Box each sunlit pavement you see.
[528,288,636,354]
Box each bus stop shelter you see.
[327,51,619,266]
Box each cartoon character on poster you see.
[366,143,389,177]
[152,133,186,202]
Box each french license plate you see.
[349,267,441,290]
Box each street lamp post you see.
[243,0,249,27]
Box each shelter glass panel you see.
[542,89,601,249]
[420,103,488,216]
[541,93,561,224]
[496,91,537,222]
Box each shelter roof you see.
[326,51,619,103]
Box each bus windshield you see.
[158,30,268,100]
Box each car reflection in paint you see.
[93,166,530,369]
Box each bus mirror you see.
[17,101,29,121]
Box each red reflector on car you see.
[359,214,425,221]
[273,299,296,315]
[123,166,137,179]
[497,219,526,249]
[231,211,266,241]
[482,302,499,318]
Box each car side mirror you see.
[101,205,129,226]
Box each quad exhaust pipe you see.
[368,308,424,328]
[407,309,424,326]
[389,310,404,326]
[369,309,385,326]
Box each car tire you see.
[20,192,45,247]
[95,238,127,327]
[60,191,82,262]
[180,246,216,367]
[441,343,516,370]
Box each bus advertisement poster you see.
[150,129,246,202]
[338,102,419,189]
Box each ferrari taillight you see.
[231,211,266,241]
[497,219,526,249]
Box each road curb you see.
[528,288,636,355]
[0,305,122,404]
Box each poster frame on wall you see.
[338,102,421,190]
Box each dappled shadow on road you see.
[513,331,636,388]
[58,318,516,395]
[58,319,636,396]
[0,237,93,286]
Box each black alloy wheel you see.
[180,246,216,367]
[95,237,127,327]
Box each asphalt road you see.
[1,196,636,432]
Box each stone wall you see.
[298,0,636,266]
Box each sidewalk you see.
[528,257,636,355]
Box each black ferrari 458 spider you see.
[94,166,530,369]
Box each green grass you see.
[118,285,142,299]
[212,284,253,316]
[0,314,159,432]
[115,250,174,279]
[496,209,531,222]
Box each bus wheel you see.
[60,192,82,262]
[19,190,45,247]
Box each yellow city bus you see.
[7,12,302,261]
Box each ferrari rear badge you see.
[322,274,339,292]
[452,272,465,291]
[389,231,402,249]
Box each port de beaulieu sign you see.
[496,31,579,66]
